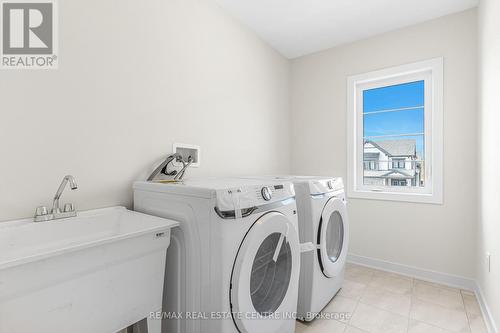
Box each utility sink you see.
[0,206,178,333]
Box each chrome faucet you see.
[34,175,78,222]
[52,175,78,213]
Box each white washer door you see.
[231,211,300,333]
[317,197,349,278]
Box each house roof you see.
[364,169,416,179]
[366,139,416,157]
[383,169,416,179]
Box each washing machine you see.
[133,178,301,333]
[242,176,349,321]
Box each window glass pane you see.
[363,108,424,137]
[362,81,425,188]
[363,81,424,113]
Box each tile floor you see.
[296,263,488,333]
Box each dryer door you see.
[231,211,300,333]
[317,197,349,278]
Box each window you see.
[364,155,379,170]
[391,179,407,187]
[347,58,443,204]
[392,158,406,169]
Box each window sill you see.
[347,189,443,204]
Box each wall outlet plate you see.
[172,143,200,167]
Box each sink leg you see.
[146,309,162,333]
[136,319,148,333]
[124,309,161,333]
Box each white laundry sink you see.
[0,206,178,333]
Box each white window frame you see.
[346,58,443,204]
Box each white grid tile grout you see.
[298,264,487,333]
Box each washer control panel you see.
[251,183,293,205]
[214,182,294,212]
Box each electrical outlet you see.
[486,253,491,273]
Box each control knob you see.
[261,187,272,201]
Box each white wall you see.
[291,10,478,278]
[0,0,487,292]
[478,0,500,328]
[0,0,291,221]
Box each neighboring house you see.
[363,139,422,187]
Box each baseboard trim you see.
[474,283,499,333]
[347,254,476,290]
[347,254,497,333]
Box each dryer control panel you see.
[308,177,344,195]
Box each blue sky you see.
[363,80,424,156]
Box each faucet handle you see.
[63,203,75,213]
[35,206,48,217]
